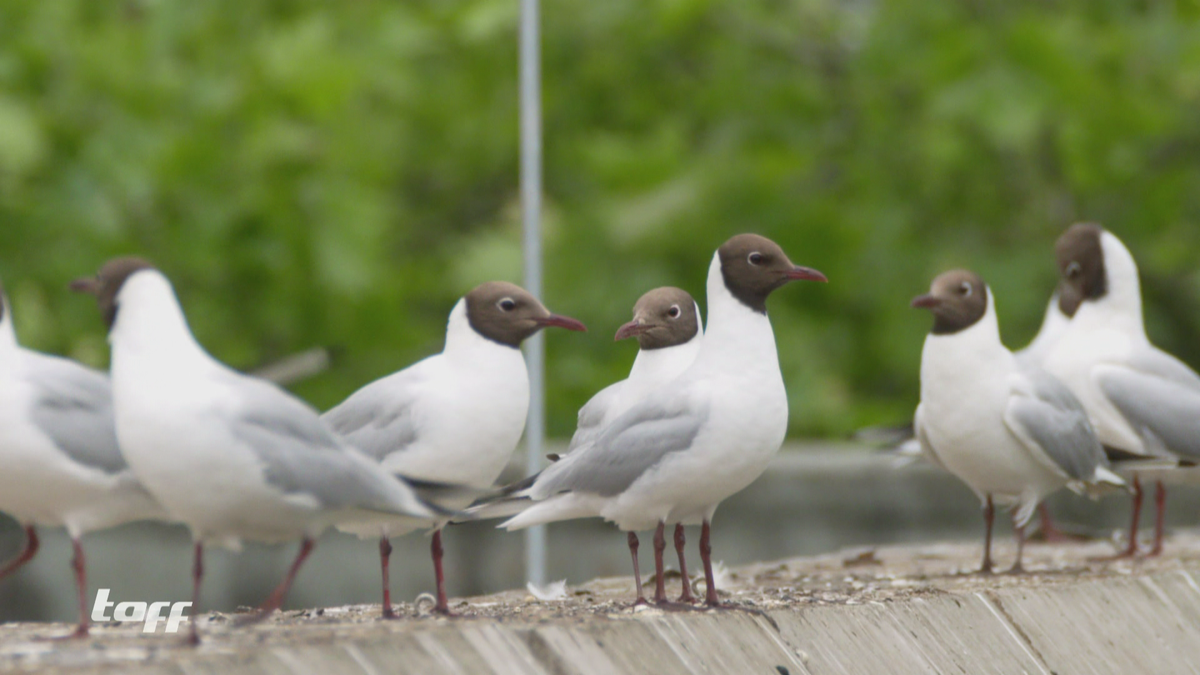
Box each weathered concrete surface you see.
[5,537,1200,674]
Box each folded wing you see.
[1097,349,1200,461]
[1004,365,1106,482]
[27,354,129,475]
[530,395,708,499]
[226,376,439,520]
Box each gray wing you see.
[227,376,435,517]
[565,380,625,455]
[1097,348,1200,460]
[26,353,127,475]
[322,377,421,463]
[1004,365,1104,481]
[531,395,707,499]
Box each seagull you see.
[323,281,586,617]
[0,278,165,638]
[577,287,703,457]
[889,291,1073,458]
[473,286,704,605]
[877,288,1083,541]
[493,234,826,607]
[71,258,445,643]
[912,269,1123,573]
[583,286,703,604]
[1043,223,1200,557]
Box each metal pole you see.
[520,0,547,587]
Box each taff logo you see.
[91,589,192,633]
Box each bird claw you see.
[1089,543,1141,562]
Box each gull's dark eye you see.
[959,282,972,297]
[748,252,765,266]
[498,298,516,312]
[667,305,681,319]
[1065,261,1081,279]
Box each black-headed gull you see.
[0,278,165,638]
[1044,223,1200,557]
[913,269,1123,572]
[477,286,704,604]
[885,287,1079,541]
[323,281,585,616]
[495,234,826,607]
[71,258,445,642]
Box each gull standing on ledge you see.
[1044,223,1200,558]
[913,270,1123,573]
[473,286,704,605]
[0,277,165,638]
[497,234,826,607]
[323,281,586,617]
[72,258,445,643]
[888,288,1081,542]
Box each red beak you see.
[614,320,647,341]
[70,277,99,295]
[785,266,828,283]
[535,314,587,332]
[911,294,940,309]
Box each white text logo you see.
[91,589,191,633]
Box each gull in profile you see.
[72,258,445,642]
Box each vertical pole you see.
[520,0,547,587]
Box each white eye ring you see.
[960,282,972,297]
[667,304,681,318]
[748,252,764,265]
[497,298,516,311]
[1065,261,1082,278]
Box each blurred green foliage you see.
[1,0,1199,438]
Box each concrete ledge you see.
[5,538,1200,674]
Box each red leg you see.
[1095,474,1142,560]
[652,522,667,604]
[65,538,89,638]
[1148,481,1166,557]
[628,531,647,605]
[0,526,39,581]
[694,520,775,624]
[188,542,203,645]
[979,495,995,574]
[674,524,695,603]
[700,520,720,607]
[379,537,396,619]
[244,538,315,623]
[431,530,454,615]
[1035,504,1083,543]
[1008,517,1026,574]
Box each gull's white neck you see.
[1016,294,1069,366]
[920,293,1013,394]
[627,328,702,392]
[109,272,214,372]
[1070,231,1146,341]
[696,253,779,373]
[0,298,17,355]
[441,298,530,382]
[0,299,20,377]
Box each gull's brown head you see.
[70,257,156,329]
[1055,223,1107,318]
[717,234,827,314]
[912,269,989,335]
[614,286,700,350]
[464,281,587,348]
